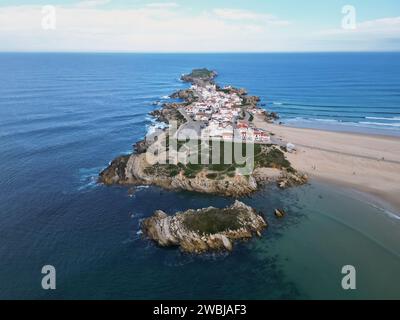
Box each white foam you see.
[360,121,400,127]
[136,185,150,190]
[285,117,400,130]
[365,116,400,121]
[383,210,400,220]
[365,201,400,221]
[78,167,104,191]
[146,121,168,136]
[312,118,340,123]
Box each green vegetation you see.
[183,163,203,178]
[144,164,181,177]
[206,173,218,180]
[186,68,215,79]
[183,208,242,235]
[145,137,294,180]
[253,144,292,170]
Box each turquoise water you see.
[0,53,399,299]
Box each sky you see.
[0,0,399,52]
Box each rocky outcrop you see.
[99,155,140,185]
[264,111,280,122]
[274,208,286,218]
[170,89,198,103]
[277,171,308,189]
[242,95,261,106]
[141,201,267,254]
[217,86,248,96]
[149,104,186,126]
[181,68,218,84]
[99,153,259,197]
[133,139,150,154]
[100,141,308,196]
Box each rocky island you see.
[180,68,218,84]
[99,68,307,196]
[141,201,267,253]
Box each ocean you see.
[0,53,399,299]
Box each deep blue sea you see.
[0,53,400,299]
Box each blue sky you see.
[0,0,399,52]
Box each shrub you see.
[183,208,242,235]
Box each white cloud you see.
[213,8,268,20]
[145,2,179,8]
[2,4,397,52]
[213,8,290,26]
[320,16,400,38]
[0,4,295,52]
[290,16,400,52]
[75,0,112,8]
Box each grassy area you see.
[253,144,292,170]
[183,208,242,235]
[183,163,203,178]
[146,138,294,179]
[185,68,215,79]
[144,164,181,177]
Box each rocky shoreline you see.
[141,201,267,253]
[99,152,260,197]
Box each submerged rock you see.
[141,201,267,254]
[274,208,286,218]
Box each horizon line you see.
[1,50,400,54]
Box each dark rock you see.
[170,89,198,103]
[149,105,186,126]
[274,208,286,218]
[242,95,260,106]
[99,155,130,185]
[134,140,148,154]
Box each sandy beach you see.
[255,116,400,213]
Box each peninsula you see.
[99,68,307,196]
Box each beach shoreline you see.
[255,117,400,214]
